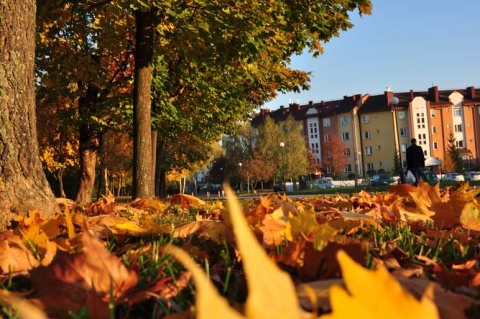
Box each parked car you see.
[443,173,465,182]
[359,177,372,187]
[273,182,286,192]
[370,174,395,186]
[422,171,438,182]
[465,171,480,181]
[313,178,335,189]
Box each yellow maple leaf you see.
[322,250,439,319]
[286,208,337,250]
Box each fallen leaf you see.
[30,229,138,317]
[0,231,40,274]
[322,250,439,319]
[164,245,243,319]
[225,185,301,319]
[169,194,206,209]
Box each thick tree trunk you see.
[132,9,155,199]
[0,0,58,229]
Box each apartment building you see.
[252,86,480,178]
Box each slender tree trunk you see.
[57,168,66,198]
[132,9,155,199]
[151,129,157,196]
[0,0,58,229]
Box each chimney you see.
[309,101,313,106]
[428,86,439,103]
[280,105,284,109]
[410,90,414,100]
[385,90,394,105]
[467,86,476,99]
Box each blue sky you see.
[262,0,480,110]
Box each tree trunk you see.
[151,129,157,195]
[75,133,99,205]
[57,167,66,198]
[0,0,58,229]
[132,9,155,199]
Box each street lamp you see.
[279,142,285,186]
[238,162,243,193]
[390,96,405,183]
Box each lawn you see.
[1,181,479,318]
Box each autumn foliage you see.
[1,182,480,318]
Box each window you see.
[324,134,330,142]
[398,111,405,120]
[432,126,437,134]
[342,132,350,141]
[365,146,372,155]
[362,115,370,123]
[401,143,407,153]
[430,109,436,118]
[341,116,348,125]
[454,124,462,132]
[400,127,407,136]
[323,118,331,127]
[363,131,371,139]
[344,164,352,172]
[377,145,381,150]
[433,142,438,150]
[454,108,461,116]
[344,148,351,156]
[456,140,464,148]
[366,163,374,171]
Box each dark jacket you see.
[406,144,425,170]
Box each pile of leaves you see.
[1,181,480,318]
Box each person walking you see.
[406,138,425,185]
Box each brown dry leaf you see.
[30,230,138,317]
[299,242,366,281]
[0,231,40,275]
[169,193,206,209]
[86,215,149,237]
[172,221,227,244]
[85,191,116,216]
[430,191,468,228]
[260,218,286,247]
[322,250,439,319]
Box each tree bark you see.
[132,9,155,199]
[0,0,58,229]
[75,85,102,205]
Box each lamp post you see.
[238,162,243,193]
[279,142,285,186]
[390,96,405,183]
